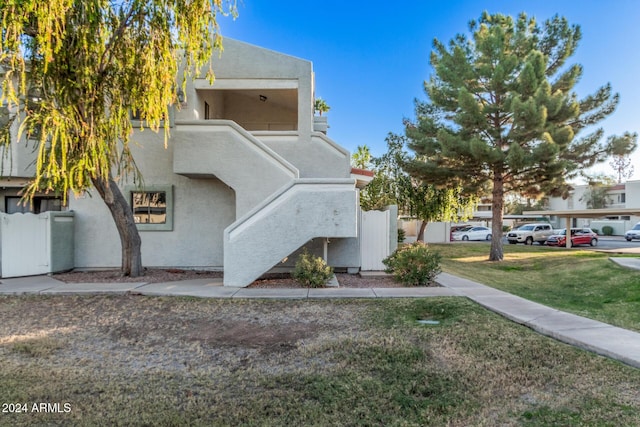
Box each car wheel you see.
[486,234,492,241]
[627,237,633,242]
[462,235,469,241]
[590,238,597,247]
[525,237,533,245]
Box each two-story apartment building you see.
[0,39,365,286]
[533,180,640,234]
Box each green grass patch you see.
[10,337,64,358]
[432,243,640,331]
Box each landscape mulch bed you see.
[53,269,423,288]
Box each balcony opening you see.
[197,89,298,131]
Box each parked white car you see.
[625,223,640,241]
[451,226,492,241]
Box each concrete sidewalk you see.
[436,272,640,369]
[0,275,461,299]
[610,257,640,270]
[1,272,640,369]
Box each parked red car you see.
[545,228,598,247]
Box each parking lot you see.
[454,235,640,253]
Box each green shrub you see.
[602,226,614,236]
[291,249,334,288]
[591,228,599,235]
[383,241,442,287]
[397,228,406,243]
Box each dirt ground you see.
[53,269,407,288]
[3,270,405,386]
[0,295,372,374]
[17,271,420,364]
[12,270,421,361]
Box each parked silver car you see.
[625,223,640,241]
[506,223,553,245]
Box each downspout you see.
[323,238,329,262]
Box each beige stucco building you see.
[0,39,369,286]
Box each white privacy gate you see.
[360,209,391,271]
[1,213,50,277]
[0,212,75,278]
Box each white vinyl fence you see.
[0,211,75,278]
[360,206,397,271]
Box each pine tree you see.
[404,12,632,260]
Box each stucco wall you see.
[547,181,640,214]
[0,117,37,178]
[627,180,640,208]
[70,121,353,272]
[70,128,236,269]
[272,237,360,272]
[261,133,351,179]
[3,39,360,274]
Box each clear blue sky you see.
[218,0,640,181]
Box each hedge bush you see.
[602,226,614,236]
[383,242,442,287]
[291,249,333,288]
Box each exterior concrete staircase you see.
[173,121,357,287]
[223,179,357,286]
[173,120,298,217]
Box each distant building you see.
[529,180,640,234]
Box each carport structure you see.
[523,208,640,247]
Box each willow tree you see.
[0,0,236,276]
[405,12,633,261]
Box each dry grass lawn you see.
[1,295,640,426]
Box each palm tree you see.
[314,98,330,116]
[351,145,371,169]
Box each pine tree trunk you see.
[417,220,428,242]
[91,176,143,277]
[489,173,505,261]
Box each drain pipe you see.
[323,238,329,262]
